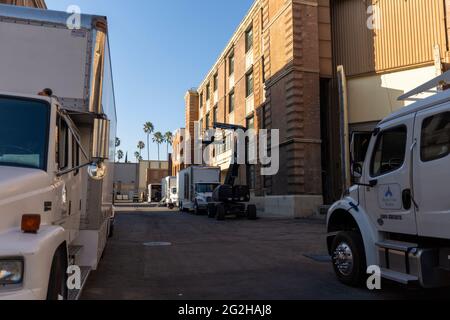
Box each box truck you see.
[161,176,178,208]
[178,166,220,214]
[327,71,450,288]
[0,5,117,300]
[147,184,162,203]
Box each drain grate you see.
[143,242,172,247]
[303,254,331,263]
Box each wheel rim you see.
[332,242,354,276]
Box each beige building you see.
[327,0,450,198]
[0,0,46,8]
[185,0,332,217]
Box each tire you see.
[247,205,257,220]
[216,204,226,221]
[194,202,200,216]
[208,203,217,218]
[331,231,367,287]
[47,244,68,301]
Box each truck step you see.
[376,240,418,252]
[381,268,419,284]
[68,245,83,266]
[68,266,91,301]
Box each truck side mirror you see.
[352,163,363,179]
[92,118,110,160]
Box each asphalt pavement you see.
[81,208,450,300]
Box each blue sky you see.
[45,0,253,162]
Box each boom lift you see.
[204,123,257,221]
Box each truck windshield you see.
[0,96,50,170]
[195,183,219,193]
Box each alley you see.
[81,209,450,300]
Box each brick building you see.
[0,0,46,8]
[184,0,332,217]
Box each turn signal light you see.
[21,214,41,234]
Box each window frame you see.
[369,125,408,178]
[229,90,235,114]
[246,70,254,98]
[245,26,253,53]
[420,111,450,163]
[228,51,235,76]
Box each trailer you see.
[148,184,162,203]
[178,166,220,214]
[0,5,117,300]
[161,176,178,208]
[327,70,450,288]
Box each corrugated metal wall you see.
[332,0,447,77]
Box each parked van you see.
[327,71,450,288]
[178,166,220,214]
[148,184,162,203]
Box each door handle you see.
[369,179,378,187]
[402,189,412,210]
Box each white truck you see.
[147,184,162,203]
[178,166,220,214]
[327,71,450,288]
[0,5,117,300]
[161,176,178,208]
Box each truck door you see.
[414,106,450,239]
[364,113,417,234]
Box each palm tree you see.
[164,131,173,160]
[137,141,145,159]
[134,151,142,162]
[143,122,154,161]
[117,150,124,162]
[115,137,121,148]
[152,132,164,161]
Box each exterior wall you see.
[138,160,169,200]
[187,0,331,216]
[0,0,46,8]
[329,0,450,199]
[332,0,447,77]
[347,65,439,124]
[114,163,138,199]
[185,91,199,165]
[172,128,186,176]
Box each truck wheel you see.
[47,244,68,300]
[247,205,257,220]
[216,204,226,221]
[194,202,200,215]
[208,204,217,218]
[331,231,367,287]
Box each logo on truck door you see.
[378,184,402,210]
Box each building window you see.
[205,113,210,130]
[206,83,210,101]
[213,74,218,92]
[229,91,235,114]
[262,56,266,83]
[246,115,254,130]
[245,26,253,53]
[421,112,450,162]
[229,52,235,76]
[213,106,218,125]
[199,92,203,109]
[246,70,254,97]
[199,119,203,134]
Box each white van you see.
[178,166,220,214]
[327,71,450,288]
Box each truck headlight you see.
[0,259,24,285]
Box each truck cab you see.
[327,73,450,288]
